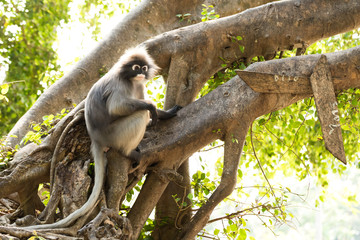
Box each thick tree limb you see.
[145,0,360,108]
[179,125,249,240]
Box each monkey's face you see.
[120,60,149,82]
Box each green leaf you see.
[342,124,351,131]
[240,218,246,227]
[230,223,237,232]
[239,45,245,53]
[187,193,193,200]
[1,83,9,95]
[0,95,9,102]
[238,169,243,178]
[238,229,247,240]
[33,125,41,131]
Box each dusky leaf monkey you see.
[25,47,181,229]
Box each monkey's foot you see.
[129,149,141,167]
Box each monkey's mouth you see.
[133,74,146,81]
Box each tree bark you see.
[152,161,192,240]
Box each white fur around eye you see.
[132,64,141,71]
[142,65,148,72]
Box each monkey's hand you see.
[156,105,183,120]
[166,105,182,116]
[144,100,158,126]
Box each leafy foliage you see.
[0,0,136,136]
[0,0,71,135]
[76,0,137,41]
[0,83,9,102]
[201,4,220,22]
[0,136,18,169]
[199,61,246,98]
[21,108,69,145]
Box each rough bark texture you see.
[1,0,360,239]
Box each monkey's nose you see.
[133,74,145,81]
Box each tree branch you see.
[144,0,360,108]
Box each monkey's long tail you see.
[24,142,106,230]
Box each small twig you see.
[262,113,310,175]
[250,123,277,200]
[208,204,265,224]
[235,185,306,200]
[198,144,224,152]
[196,232,217,239]
[250,211,278,236]
[174,184,191,230]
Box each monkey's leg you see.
[107,110,149,157]
[109,98,158,126]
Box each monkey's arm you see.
[107,97,158,124]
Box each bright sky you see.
[55,0,136,73]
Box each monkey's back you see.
[85,79,112,134]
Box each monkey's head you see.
[116,47,159,82]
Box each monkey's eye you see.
[132,64,141,71]
[142,65,148,72]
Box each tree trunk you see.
[153,161,192,240]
